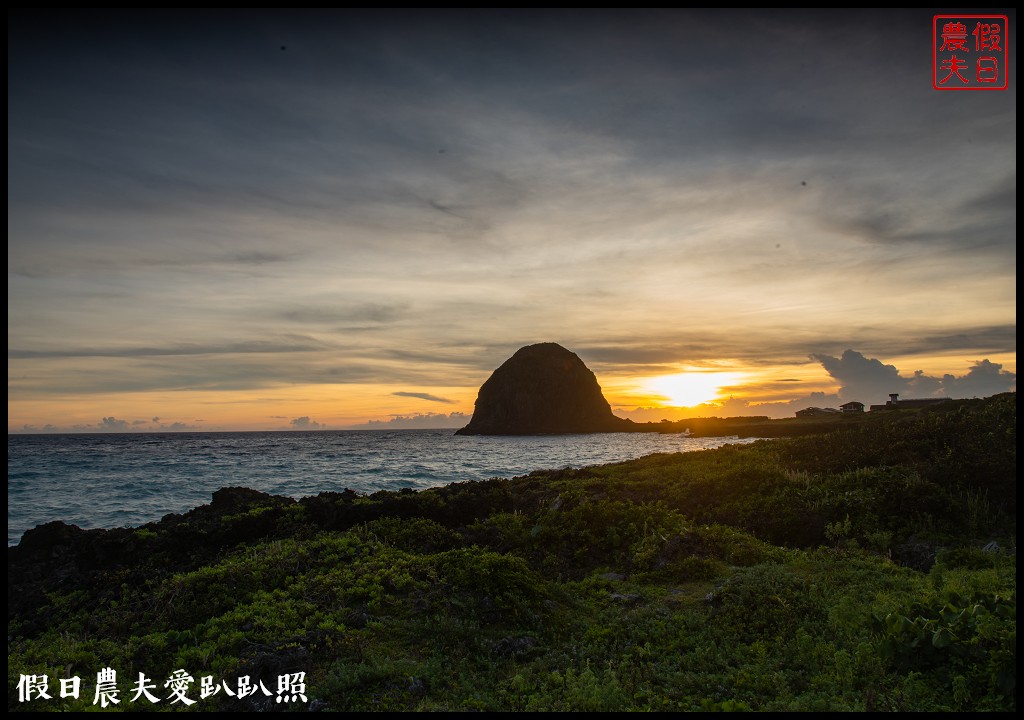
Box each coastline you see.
[7,431,754,547]
[8,394,1016,711]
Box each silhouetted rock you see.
[456,343,631,435]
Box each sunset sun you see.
[644,371,746,408]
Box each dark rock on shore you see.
[7,480,527,634]
[7,487,296,630]
[456,343,632,435]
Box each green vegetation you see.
[8,394,1015,711]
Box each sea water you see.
[7,430,758,546]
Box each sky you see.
[8,9,1017,432]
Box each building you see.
[795,407,840,417]
[839,401,865,414]
[869,393,951,411]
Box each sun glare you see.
[644,371,746,408]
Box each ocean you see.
[7,430,758,546]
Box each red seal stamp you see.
[934,15,1009,90]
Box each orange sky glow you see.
[8,348,1016,432]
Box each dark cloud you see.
[578,343,726,367]
[13,416,204,433]
[579,337,836,373]
[18,424,61,434]
[289,416,325,430]
[228,251,294,266]
[811,350,1016,405]
[941,360,1018,399]
[144,419,202,431]
[392,391,456,404]
[99,416,130,431]
[909,326,1017,357]
[347,412,470,430]
[717,392,847,419]
[8,352,460,398]
[9,336,328,360]
[583,323,1018,377]
[281,303,407,325]
[811,350,903,403]
[616,391,845,421]
[379,344,515,368]
[824,172,1016,254]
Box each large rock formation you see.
[456,343,632,435]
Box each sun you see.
[644,371,745,408]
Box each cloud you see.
[941,360,1018,399]
[823,173,1016,253]
[392,391,456,404]
[715,392,846,418]
[10,415,202,433]
[281,303,408,325]
[7,350,459,397]
[616,391,845,421]
[811,350,1016,405]
[289,416,325,430]
[811,350,903,403]
[8,336,328,359]
[347,412,470,430]
[908,325,1017,357]
[19,424,60,433]
[100,416,130,431]
[578,323,1019,377]
[227,251,294,266]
